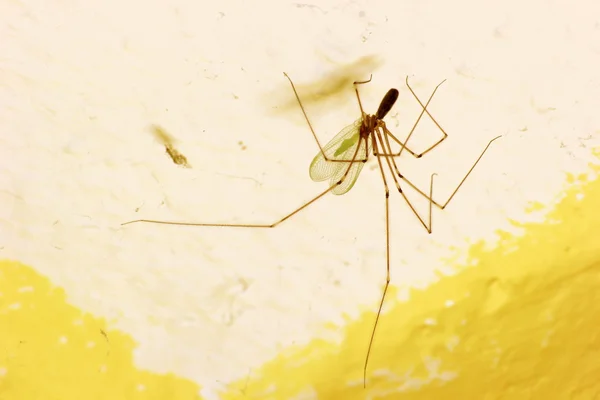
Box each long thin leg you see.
[283,72,368,164]
[363,131,437,386]
[363,131,391,388]
[352,75,372,117]
[374,79,448,159]
[354,75,373,85]
[392,135,502,210]
[122,135,366,228]
[396,77,449,158]
[379,128,435,233]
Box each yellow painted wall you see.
[2,159,599,398]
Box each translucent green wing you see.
[309,117,367,195]
[328,137,367,195]
[309,117,361,182]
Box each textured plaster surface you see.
[2,0,600,398]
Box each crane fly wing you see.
[309,117,363,179]
[309,117,367,195]
[330,137,367,195]
[309,117,362,182]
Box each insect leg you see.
[284,72,368,163]
[393,135,501,210]
[122,138,367,228]
[363,131,392,387]
[375,78,447,158]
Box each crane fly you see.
[122,73,501,387]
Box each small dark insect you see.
[151,125,191,168]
